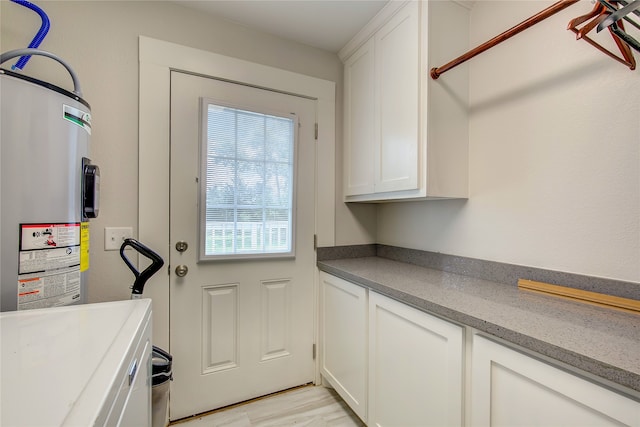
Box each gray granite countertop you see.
[318,257,640,394]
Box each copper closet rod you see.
[430,0,580,79]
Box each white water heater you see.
[1,49,99,312]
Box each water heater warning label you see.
[17,223,82,310]
[80,222,90,272]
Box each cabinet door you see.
[471,334,640,426]
[116,340,152,426]
[344,38,375,197]
[374,1,420,194]
[104,317,152,427]
[369,291,463,427]
[320,273,368,422]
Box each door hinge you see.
[313,234,317,250]
[314,123,318,140]
[313,343,316,360]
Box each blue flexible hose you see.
[9,0,50,70]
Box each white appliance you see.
[1,48,99,312]
[0,299,152,426]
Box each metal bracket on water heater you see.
[82,157,100,219]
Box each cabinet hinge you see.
[313,343,316,360]
[313,234,317,250]
[314,123,318,140]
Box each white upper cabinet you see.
[344,38,375,196]
[340,0,470,202]
[374,2,420,194]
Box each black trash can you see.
[151,346,172,427]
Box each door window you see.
[200,99,296,260]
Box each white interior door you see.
[169,71,316,420]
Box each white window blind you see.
[201,101,295,258]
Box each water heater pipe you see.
[0,48,82,96]
[9,0,50,70]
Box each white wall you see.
[378,1,640,283]
[1,0,372,303]
[4,0,635,294]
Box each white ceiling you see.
[174,0,389,52]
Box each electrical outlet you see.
[105,227,133,251]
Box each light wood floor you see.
[170,385,365,427]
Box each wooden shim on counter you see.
[518,279,640,314]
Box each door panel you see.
[261,278,292,360]
[169,71,316,419]
[344,38,375,196]
[375,1,419,193]
[201,284,238,373]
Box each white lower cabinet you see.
[319,272,464,426]
[319,272,640,426]
[368,291,464,427]
[471,334,640,427]
[320,272,368,422]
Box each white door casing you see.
[138,36,335,354]
[169,71,316,418]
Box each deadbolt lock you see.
[175,241,188,253]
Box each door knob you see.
[175,265,188,277]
